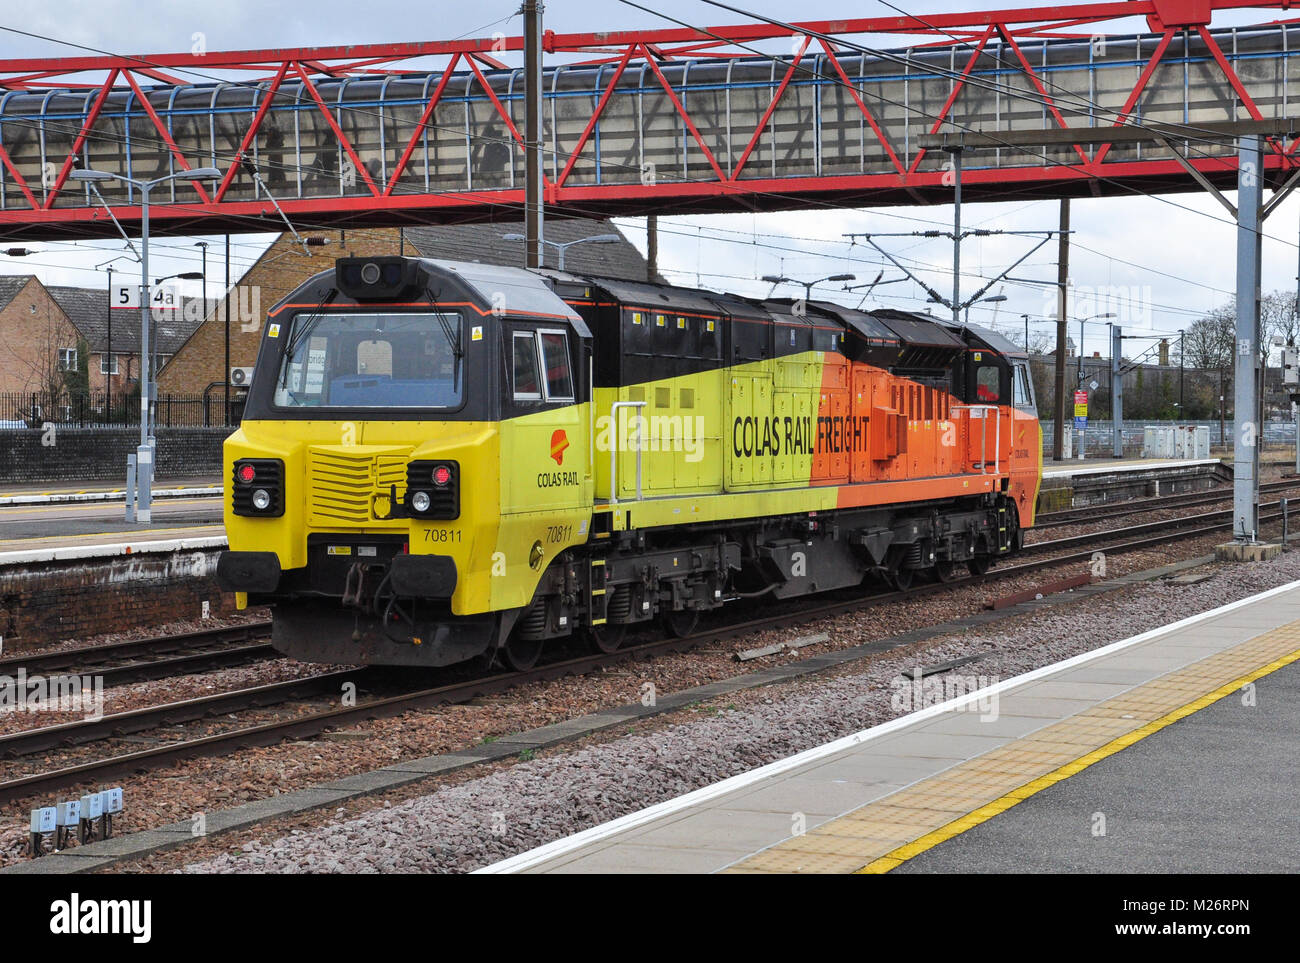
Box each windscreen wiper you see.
[426,287,463,387]
[280,288,338,387]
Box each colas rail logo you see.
[539,428,578,488]
[550,428,569,465]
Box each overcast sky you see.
[1,0,1297,359]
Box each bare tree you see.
[1263,289,1300,349]
[1183,305,1234,370]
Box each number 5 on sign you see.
[112,283,141,309]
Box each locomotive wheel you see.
[934,560,960,583]
[661,609,700,638]
[889,567,915,591]
[968,554,993,577]
[586,622,627,654]
[502,632,545,672]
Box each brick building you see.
[0,273,208,408]
[0,276,84,409]
[46,285,209,395]
[156,218,656,401]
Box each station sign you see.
[1073,388,1088,429]
[112,282,180,311]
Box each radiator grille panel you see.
[309,449,375,524]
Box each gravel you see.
[4,511,1192,869]
[182,545,1300,874]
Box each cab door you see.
[500,325,589,514]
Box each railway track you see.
[0,622,273,688]
[0,482,1268,688]
[1027,498,1294,558]
[2,489,1283,806]
[1034,479,1300,529]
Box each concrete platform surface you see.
[0,525,225,563]
[481,579,1300,874]
[896,656,1300,873]
[1042,457,1220,478]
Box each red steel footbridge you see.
[2,0,1300,239]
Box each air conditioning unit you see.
[229,366,254,387]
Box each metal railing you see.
[608,400,646,504]
[952,404,1001,475]
[0,391,219,428]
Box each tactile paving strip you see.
[724,623,1300,874]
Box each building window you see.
[58,347,77,371]
[100,354,120,375]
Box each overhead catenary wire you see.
[0,3,1279,328]
[3,2,1299,254]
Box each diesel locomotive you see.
[217,255,1042,670]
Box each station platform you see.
[1037,457,1227,510]
[0,495,223,547]
[1041,457,1221,479]
[484,579,1300,874]
[0,476,220,506]
[0,523,224,563]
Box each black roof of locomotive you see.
[535,269,771,321]
[866,309,966,350]
[951,321,1027,358]
[534,271,1025,363]
[805,301,902,344]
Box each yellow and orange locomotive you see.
[219,256,1041,669]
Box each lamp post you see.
[105,265,113,420]
[1070,312,1117,460]
[1178,327,1185,418]
[72,166,222,523]
[150,270,204,426]
[761,273,857,302]
[1075,312,1118,383]
[501,232,621,271]
[193,241,210,415]
[841,273,906,309]
[963,293,1007,324]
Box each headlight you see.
[232,458,284,517]
[405,460,459,520]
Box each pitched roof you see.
[403,218,659,282]
[0,274,35,312]
[46,284,212,356]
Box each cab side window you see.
[513,328,575,404]
[1012,362,1034,409]
[539,330,575,402]
[512,331,542,401]
[975,364,1002,403]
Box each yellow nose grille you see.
[308,449,375,524]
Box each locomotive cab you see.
[219,256,595,667]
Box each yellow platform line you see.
[856,644,1300,874]
[720,622,1300,874]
